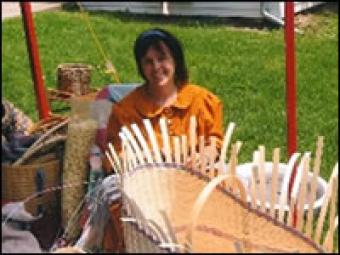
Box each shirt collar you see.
[135,84,193,118]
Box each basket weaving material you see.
[61,98,98,240]
[120,163,323,253]
[123,219,167,253]
[57,63,92,96]
[2,115,66,220]
[2,159,61,216]
[99,117,338,253]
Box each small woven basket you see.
[57,63,92,96]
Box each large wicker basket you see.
[2,157,61,216]
[2,116,67,216]
[100,117,337,253]
[119,163,324,253]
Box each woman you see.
[103,28,224,252]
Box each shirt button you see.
[164,107,173,116]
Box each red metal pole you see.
[20,2,51,120]
[285,2,297,158]
[285,2,298,227]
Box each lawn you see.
[2,5,337,176]
[2,4,338,249]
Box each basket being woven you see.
[119,163,324,253]
[101,117,337,253]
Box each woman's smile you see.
[141,42,176,88]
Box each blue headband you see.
[138,30,167,41]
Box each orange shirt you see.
[104,83,223,173]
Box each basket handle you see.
[184,174,247,252]
[12,134,66,166]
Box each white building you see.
[80,2,324,26]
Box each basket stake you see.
[121,126,146,165]
[173,136,181,164]
[208,136,217,179]
[250,150,259,209]
[314,163,338,243]
[160,117,172,163]
[105,150,118,175]
[269,148,280,218]
[218,122,235,175]
[181,135,188,165]
[258,145,267,213]
[189,116,197,170]
[131,123,154,164]
[296,152,310,231]
[219,122,235,173]
[143,119,163,163]
[108,142,122,173]
[199,135,207,174]
[278,152,301,222]
[229,143,238,176]
[305,136,324,237]
[322,176,337,252]
[322,215,338,252]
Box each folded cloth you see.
[2,224,43,253]
[95,84,140,102]
[2,99,34,137]
[2,202,42,253]
[2,202,42,222]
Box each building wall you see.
[79,2,163,15]
[80,2,324,18]
[168,2,262,17]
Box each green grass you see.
[1,4,338,251]
[2,8,337,177]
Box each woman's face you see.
[141,41,176,88]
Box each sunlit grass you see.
[2,4,338,194]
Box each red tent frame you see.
[20,1,299,225]
[20,2,51,120]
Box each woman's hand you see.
[184,144,218,172]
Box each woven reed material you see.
[123,220,168,253]
[57,63,92,96]
[62,101,97,239]
[121,163,324,253]
[2,159,61,216]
